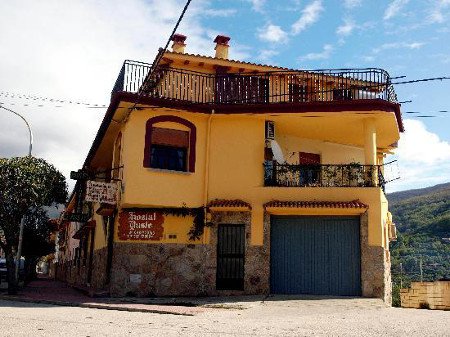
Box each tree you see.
[0,157,67,294]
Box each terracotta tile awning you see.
[96,204,116,216]
[208,199,252,210]
[72,220,96,240]
[264,200,368,209]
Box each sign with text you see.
[118,210,164,241]
[85,181,117,205]
[64,213,90,223]
[70,170,90,181]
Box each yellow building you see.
[57,34,402,302]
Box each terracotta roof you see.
[208,199,252,209]
[264,200,368,209]
[164,51,292,71]
[72,220,96,240]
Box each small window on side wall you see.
[143,115,196,173]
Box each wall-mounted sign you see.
[64,213,90,223]
[85,181,117,205]
[118,210,164,241]
[70,170,90,181]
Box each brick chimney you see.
[171,34,187,54]
[214,35,230,59]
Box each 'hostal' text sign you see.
[118,210,164,241]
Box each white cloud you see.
[247,0,266,12]
[344,0,362,9]
[427,0,450,23]
[386,119,450,192]
[372,41,425,53]
[0,0,243,191]
[298,44,333,61]
[362,55,376,62]
[203,8,237,17]
[336,19,356,37]
[384,0,410,20]
[258,24,289,43]
[257,49,280,63]
[292,0,324,35]
[397,119,450,165]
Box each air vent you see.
[265,121,275,140]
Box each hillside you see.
[387,182,450,306]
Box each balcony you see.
[112,60,398,105]
[263,162,385,190]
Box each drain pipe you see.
[202,109,214,244]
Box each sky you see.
[0,0,449,193]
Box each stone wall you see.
[110,243,215,297]
[401,281,450,310]
[109,210,270,297]
[360,212,392,304]
[90,247,108,291]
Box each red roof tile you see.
[264,200,368,209]
[164,51,292,71]
[208,199,252,209]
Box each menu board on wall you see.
[118,210,164,241]
[85,181,117,205]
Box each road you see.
[0,297,449,336]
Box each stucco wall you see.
[117,109,389,247]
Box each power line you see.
[0,91,108,108]
[127,0,193,116]
[392,76,450,85]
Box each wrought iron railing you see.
[112,60,398,104]
[263,162,385,189]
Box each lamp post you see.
[0,105,33,281]
[0,105,33,156]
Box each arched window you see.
[143,115,196,173]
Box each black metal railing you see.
[112,60,398,104]
[263,162,385,189]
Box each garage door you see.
[270,216,361,296]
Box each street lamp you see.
[0,105,33,156]
[0,105,33,280]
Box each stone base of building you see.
[360,212,392,304]
[56,247,109,295]
[65,211,391,303]
[90,247,108,291]
[109,211,270,297]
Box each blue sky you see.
[0,0,449,192]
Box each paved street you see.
[1,297,449,336]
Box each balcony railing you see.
[112,60,398,105]
[264,162,385,190]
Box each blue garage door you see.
[270,216,361,296]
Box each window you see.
[215,75,269,104]
[150,144,187,171]
[289,83,308,103]
[333,88,353,101]
[299,152,321,186]
[143,115,197,172]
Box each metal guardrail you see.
[112,60,398,104]
[263,162,385,189]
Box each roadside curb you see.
[0,295,197,316]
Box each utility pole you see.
[420,256,423,282]
[0,105,33,281]
[400,262,403,288]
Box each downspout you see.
[202,109,215,244]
